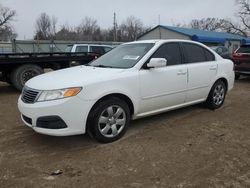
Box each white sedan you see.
[18,40,234,143]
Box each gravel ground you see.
[0,78,249,188]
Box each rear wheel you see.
[206,80,226,110]
[10,64,44,91]
[87,97,130,143]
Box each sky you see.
[1,0,236,39]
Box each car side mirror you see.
[147,58,167,68]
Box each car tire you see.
[235,73,240,80]
[206,80,226,110]
[87,97,130,143]
[10,64,44,91]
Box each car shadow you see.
[126,103,205,135]
[236,76,250,83]
[22,131,98,154]
[22,103,205,154]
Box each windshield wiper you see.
[93,65,114,68]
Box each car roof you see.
[126,39,214,49]
[126,39,222,60]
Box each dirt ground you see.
[0,79,249,188]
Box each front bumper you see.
[18,96,95,136]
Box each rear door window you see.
[90,46,105,55]
[75,46,88,53]
[182,43,213,63]
[182,43,206,63]
[204,49,215,61]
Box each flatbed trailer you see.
[0,52,99,91]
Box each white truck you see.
[66,44,113,55]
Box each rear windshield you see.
[236,46,250,53]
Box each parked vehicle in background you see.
[0,52,100,91]
[18,40,234,143]
[65,44,113,66]
[66,44,113,55]
[232,44,250,79]
[211,46,231,59]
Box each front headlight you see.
[37,87,82,102]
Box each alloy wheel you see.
[98,105,126,138]
[213,84,225,106]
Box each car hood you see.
[25,66,126,90]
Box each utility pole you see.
[113,12,117,42]
[158,14,161,39]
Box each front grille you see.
[21,87,40,104]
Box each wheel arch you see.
[215,77,228,92]
[85,93,135,136]
[206,77,229,101]
[88,93,135,117]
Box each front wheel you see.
[206,80,226,110]
[87,97,130,143]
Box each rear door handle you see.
[209,65,217,70]
[177,70,187,75]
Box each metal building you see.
[138,25,250,53]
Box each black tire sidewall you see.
[88,97,130,143]
[10,64,43,91]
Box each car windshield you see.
[236,45,250,53]
[89,43,154,69]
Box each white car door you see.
[139,43,188,114]
[181,43,218,102]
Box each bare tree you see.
[183,17,249,37]
[34,13,58,40]
[34,14,149,42]
[188,18,226,31]
[76,17,100,40]
[0,4,16,27]
[0,26,17,41]
[51,16,58,37]
[215,0,250,37]
[119,16,148,41]
[55,24,78,40]
[0,4,17,41]
[218,19,249,36]
[178,1,250,37]
[231,0,250,36]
